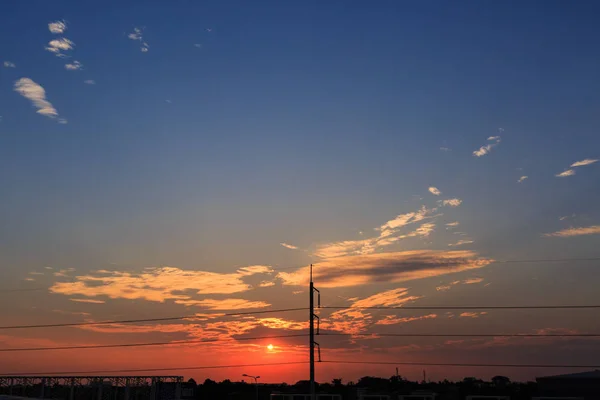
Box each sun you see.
[267,344,274,351]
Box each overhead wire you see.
[0,361,310,376]
[320,332,600,338]
[0,333,309,353]
[320,360,600,369]
[0,307,308,330]
[320,305,600,311]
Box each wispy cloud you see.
[440,147,451,152]
[556,169,575,177]
[51,265,274,302]
[14,78,61,120]
[70,298,105,304]
[259,281,275,288]
[544,225,600,238]
[439,198,462,207]
[459,312,487,318]
[194,43,202,48]
[314,205,438,258]
[463,277,484,284]
[45,38,74,57]
[3,61,15,68]
[517,176,528,183]
[571,159,598,167]
[278,250,492,288]
[352,288,421,308]
[84,79,95,85]
[375,314,437,325]
[48,20,67,34]
[473,136,501,157]
[280,242,298,250]
[174,298,271,310]
[428,187,441,196]
[65,60,83,70]
[128,27,149,52]
[448,239,474,247]
[446,221,459,228]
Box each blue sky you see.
[1,0,600,382]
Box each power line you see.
[493,257,600,264]
[0,333,308,353]
[321,360,600,369]
[321,332,600,338]
[320,305,600,311]
[0,307,308,330]
[0,361,309,376]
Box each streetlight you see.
[242,374,260,400]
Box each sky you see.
[1,0,600,385]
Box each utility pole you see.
[309,264,320,400]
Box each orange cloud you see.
[459,312,487,318]
[278,250,492,288]
[544,225,600,237]
[375,314,437,325]
[50,265,274,303]
[174,298,271,310]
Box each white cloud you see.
[84,80,95,85]
[473,136,501,157]
[440,147,451,152]
[128,27,143,40]
[315,205,438,258]
[45,38,74,57]
[517,176,528,183]
[556,169,575,177]
[448,239,474,247]
[544,225,600,238]
[446,221,459,227]
[128,28,149,52]
[280,242,298,250]
[439,198,462,207]
[194,43,202,48]
[3,61,15,68]
[48,20,67,34]
[14,78,60,119]
[571,159,598,167]
[65,60,83,70]
[428,187,441,196]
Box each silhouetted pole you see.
[309,264,320,400]
[309,264,315,400]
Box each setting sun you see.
[267,344,274,351]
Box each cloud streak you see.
[439,198,462,207]
[473,136,501,157]
[128,27,149,52]
[50,265,274,302]
[278,250,492,288]
[428,187,441,196]
[14,78,61,120]
[65,60,83,70]
[3,61,15,68]
[571,159,598,167]
[556,169,575,177]
[45,38,74,57]
[544,225,600,238]
[517,176,528,183]
[280,243,298,250]
[48,20,67,34]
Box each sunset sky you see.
[1,0,600,384]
